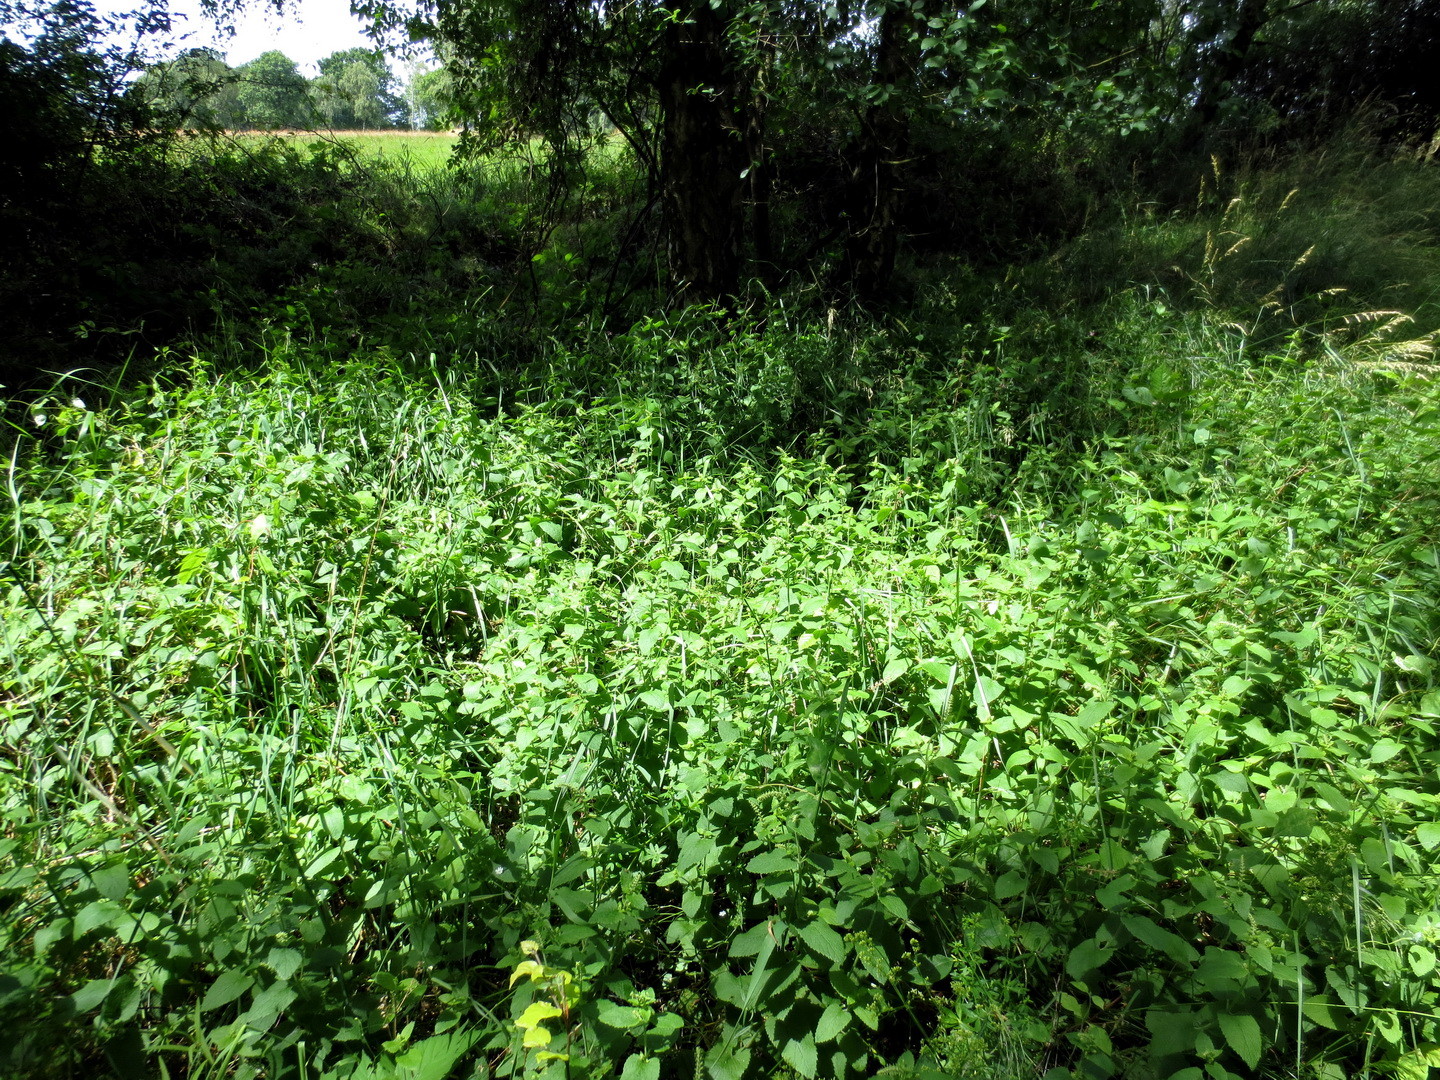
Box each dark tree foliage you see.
[374,0,1162,305]
[1232,0,1440,143]
[0,0,175,385]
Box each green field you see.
[323,130,461,169]
[220,129,463,169]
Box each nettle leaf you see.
[395,1029,483,1080]
[796,920,846,966]
[815,1001,850,1043]
[746,849,796,875]
[994,870,1028,901]
[780,1032,818,1078]
[620,1054,661,1080]
[1409,945,1437,977]
[71,978,119,1013]
[597,1001,647,1029]
[91,861,129,901]
[706,1042,751,1080]
[1218,1012,1262,1069]
[1122,915,1199,965]
[1395,1044,1440,1080]
[1066,936,1114,979]
[1144,1009,1200,1057]
[266,947,303,981]
[201,969,254,1012]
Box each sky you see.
[106,0,411,77]
[162,0,376,74]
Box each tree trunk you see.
[657,1,746,306]
[842,4,910,302]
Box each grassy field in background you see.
[218,129,463,169]
[326,130,461,169]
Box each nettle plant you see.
[1,294,1439,1080]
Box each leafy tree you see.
[0,0,178,382]
[383,0,1161,303]
[134,46,243,128]
[402,61,451,129]
[235,48,308,129]
[313,46,400,128]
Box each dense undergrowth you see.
[3,139,1440,1080]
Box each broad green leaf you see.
[746,849,796,875]
[1122,915,1199,965]
[1409,945,1437,977]
[815,1001,849,1043]
[597,1001,647,1029]
[620,1055,660,1080]
[1065,937,1113,979]
[395,1030,483,1080]
[781,1032,818,1078]
[266,947,302,981]
[881,658,910,683]
[91,862,129,901]
[201,970,254,1012]
[240,981,297,1029]
[1370,740,1404,763]
[796,921,846,966]
[1395,1044,1440,1080]
[650,1013,684,1038]
[73,899,124,939]
[706,1042,751,1080]
[994,870,1028,900]
[71,978,118,1013]
[1217,1012,1262,1069]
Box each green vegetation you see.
[318,131,461,169]
[6,154,1440,1077]
[4,0,1440,1077]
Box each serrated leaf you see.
[1370,740,1404,763]
[650,1012,684,1038]
[91,862,129,902]
[1302,996,1341,1029]
[1395,1045,1440,1080]
[781,1032,818,1078]
[815,1001,849,1042]
[597,1001,647,1029]
[1218,1012,1262,1069]
[201,970,254,1012]
[994,870,1028,900]
[1065,936,1113,979]
[240,981,297,1028]
[706,1042,751,1080]
[73,899,124,939]
[1416,823,1440,850]
[881,657,910,684]
[621,1054,661,1080]
[746,849,796,875]
[796,921,846,965]
[1408,946,1436,977]
[266,947,302,981]
[1122,914,1199,965]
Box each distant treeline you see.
[134,48,453,131]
